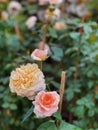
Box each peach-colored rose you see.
[9,63,46,100]
[33,91,60,117]
[49,0,63,5]
[39,0,49,5]
[31,49,48,61]
[26,16,37,29]
[7,1,22,15]
[53,21,66,31]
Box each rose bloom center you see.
[40,94,55,107]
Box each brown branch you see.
[0,0,7,3]
[59,71,66,113]
[1,11,8,22]
[14,23,22,42]
[38,22,48,50]
[74,60,79,81]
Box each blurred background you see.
[0,0,98,130]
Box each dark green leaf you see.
[59,121,82,130]
[22,106,34,122]
[37,120,57,130]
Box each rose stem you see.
[0,0,7,3]
[59,71,66,113]
[14,23,22,42]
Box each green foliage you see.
[37,120,57,130]
[0,1,98,130]
[59,121,82,130]
[22,106,34,122]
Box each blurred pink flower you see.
[49,0,63,4]
[31,49,48,61]
[33,91,60,117]
[39,0,49,5]
[7,1,22,15]
[26,16,37,29]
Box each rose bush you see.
[0,0,98,130]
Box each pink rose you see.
[49,0,63,4]
[26,16,37,29]
[39,0,49,5]
[31,49,48,61]
[33,91,60,117]
[7,1,22,15]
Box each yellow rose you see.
[54,22,66,31]
[9,63,46,100]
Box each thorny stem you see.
[40,21,48,50]
[39,61,43,71]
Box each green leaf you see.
[22,106,34,122]
[48,26,58,38]
[2,102,9,109]
[51,46,63,61]
[73,106,85,118]
[53,111,62,120]
[59,121,82,130]
[88,109,95,117]
[88,81,94,89]
[51,81,60,89]
[10,104,17,110]
[70,32,80,40]
[37,120,57,130]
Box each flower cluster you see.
[9,62,60,117]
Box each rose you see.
[26,16,37,29]
[33,91,60,117]
[31,49,48,61]
[49,0,63,5]
[39,0,49,5]
[54,21,66,31]
[9,63,46,100]
[45,8,61,21]
[7,1,22,15]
